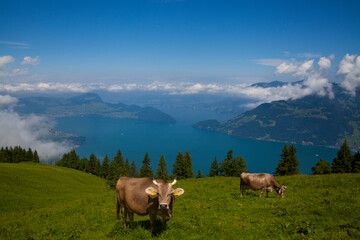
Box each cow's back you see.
[241,173,272,189]
[116,177,157,215]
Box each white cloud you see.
[22,56,40,65]
[318,56,332,70]
[1,53,359,107]
[275,60,314,77]
[0,95,18,107]
[0,110,71,161]
[337,54,360,95]
[0,79,333,105]
[0,82,98,93]
[275,62,298,75]
[0,55,15,68]
[274,56,335,100]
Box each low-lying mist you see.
[0,95,71,162]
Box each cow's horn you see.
[171,177,177,185]
[153,178,160,186]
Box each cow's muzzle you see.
[159,203,169,209]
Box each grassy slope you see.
[1,163,360,239]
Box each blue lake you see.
[57,116,339,175]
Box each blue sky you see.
[1,0,360,87]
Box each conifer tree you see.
[196,169,204,178]
[129,160,138,177]
[0,148,6,162]
[220,149,234,176]
[101,155,110,178]
[26,148,34,162]
[233,155,249,176]
[139,152,153,177]
[80,157,89,172]
[14,146,27,163]
[156,154,168,179]
[113,149,125,169]
[108,149,126,186]
[21,148,27,162]
[68,149,80,169]
[332,140,353,173]
[208,156,220,177]
[124,158,131,177]
[33,150,40,163]
[173,152,184,179]
[95,158,101,176]
[7,147,14,163]
[311,159,332,174]
[88,153,98,174]
[183,151,194,178]
[13,146,20,163]
[56,153,66,167]
[353,151,360,173]
[275,144,300,176]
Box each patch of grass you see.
[1,163,360,239]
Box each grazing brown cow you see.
[116,177,184,234]
[240,173,286,198]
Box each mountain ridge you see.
[14,93,176,123]
[193,84,360,151]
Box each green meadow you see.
[1,162,360,239]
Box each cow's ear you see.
[145,187,158,196]
[173,188,184,196]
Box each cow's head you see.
[276,185,287,198]
[145,178,184,210]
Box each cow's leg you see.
[128,211,134,228]
[150,213,157,235]
[260,188,265,197]
[162,218,168,230]
[266,189,269,198]
[121,206,127,228]
[240,184,244,196]
[162,210,171,230]
[116,198,121,220]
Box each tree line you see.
[55,149,197,187]
[2,139,359,180]
[208,140,360,177]
[55,148,252,185]
[311,140,360,174]
[207,149,249,177]
[0,146,40,163]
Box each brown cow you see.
[240,173,286,198]
[116,177,184,234]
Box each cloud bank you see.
[0,53,358,108]
[0,94,18,107]
[337,54,360,95]
[0,96,72,161]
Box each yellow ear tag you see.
[150,191,155,195]
[174,192,179,196]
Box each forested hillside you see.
[194,84,360,150]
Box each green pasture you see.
[1,162,360,239]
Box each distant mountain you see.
[250,80,288,88]
[194,84,360,150]
[14,93,176,123]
